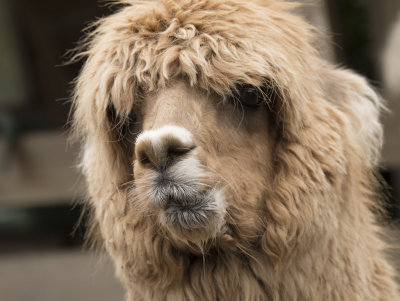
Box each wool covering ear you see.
[320,67,384,168]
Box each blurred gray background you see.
[0,0,399,300]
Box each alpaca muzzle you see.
[134,125,226,239]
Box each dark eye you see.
[127,111,137,128]
[106,104,118,125]
[231,84,263,108]
[107,104,137,135]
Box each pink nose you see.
[135,125,196,170]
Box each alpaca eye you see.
[234,85,263,108]
[240,86,261,107]
[106,104,118,124]
[126,111,137,133]
[127,111,137,125]
[106,104,137,135]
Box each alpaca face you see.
[72,0,320,255]
[130,80,274,245]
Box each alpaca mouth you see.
[143,168,226,239]
[161,192,218,230]
[150,179,226,239]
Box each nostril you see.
[138,150,152,167]
[167,145,195,158]
[162,145,194,168]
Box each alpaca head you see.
[72,0,383,260]
[129,80,276,245]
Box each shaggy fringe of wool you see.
[71,0,400,300]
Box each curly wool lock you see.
[71,0,400,300]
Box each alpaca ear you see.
[320,67,384,168]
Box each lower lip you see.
[162,197,213,229]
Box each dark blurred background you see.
[0,0,399,300]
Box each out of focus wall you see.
[0,0,108,208]
[294,0,335,62]
[0,131,83,207]
[382,12,400,168]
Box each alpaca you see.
[71,0,400,300]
